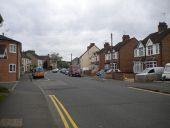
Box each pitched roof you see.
[0,45,6,54]
[142,28,170,45]
[38,55,49,60]
[79,44,100,58]
[0,35,21,44]
[22,52,31,60]
[114,38,137,51]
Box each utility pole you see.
[71,53,72,65]
[111,33,114,79]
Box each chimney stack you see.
[158,22,168,32]
[87,43,95,50]
[122,35,130,42]
[104,42,110,48]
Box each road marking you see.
[49,95,69,128]
[53,95,78,128]
[128,87,170,96]
[49,95,78,128]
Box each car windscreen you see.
[36,68,43,72]
[165,66,170,72]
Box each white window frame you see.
[139,47,144,57]
[9,64,16,73]
[9,44,17,53]
[145,61,157,68]
[133,61,143,73]
[147,45,153,56]
[155,44,160,54]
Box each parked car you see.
[135,67,164,82]
[162,63,170,80]
[32,67,44,79]
[52,68,59,73]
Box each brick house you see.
[133,22,170,73]
[105,35,138,73]
[0,35,22,82]
[38,55,50,69]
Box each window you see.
[148,69,155,73]
[112,52,118,59]
[139,47,144,56]
[145,61,157,68]
[147,46,153,55]
[133,61,143,73]
[9,44,17,53]
[112,63,117,71]
[9,64,16,72]
[155,44,160,54]
[134,49,137,57]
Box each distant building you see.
[0,35,22,82]
[22,52,32,73]
[72,57,79,65]
[24,50,38,69]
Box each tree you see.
[0,14,3,26]
[50,52,62,63]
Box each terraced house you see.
[133,22,170,73]
[0,35,22,82]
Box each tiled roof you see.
[114,38,137,51]
[0,35,21,44]
[142,28,170,45]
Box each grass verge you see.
[0,87,9,102]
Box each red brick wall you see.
[162,34,170,66]
[0,40,21,82]
[119,38,137,73]
[99,51,105,70]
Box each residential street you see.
[0,72,170,128]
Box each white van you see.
[162,63,170,80]
[135,67,164,82]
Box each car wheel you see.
[162,76,166,81]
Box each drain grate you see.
[0,118,23,128]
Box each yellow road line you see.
[49,95,70,128]
[128,87,170,96]
[53,95,78,128]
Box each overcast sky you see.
[0,0,170,61]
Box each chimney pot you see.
[122,35,130,42]
[158,22,168,32]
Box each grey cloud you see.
[0,0,170,60]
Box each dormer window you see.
[146,39,154,56]
[9,44,17,53]
[139,47,144,56]
[147,45,153,55]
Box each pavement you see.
[0,73,54,128]
[91,76,170,94]
[130,81,170,94]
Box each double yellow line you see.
[49,95,78,128]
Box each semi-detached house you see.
[0,35,22,82]
[133,22,170,73]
